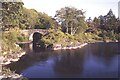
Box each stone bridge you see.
[21,29,48,41]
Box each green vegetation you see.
[2,1,120,52]
[2,28,28,56]
[1,2,120,55]
[86,9,120,42]
[55,7,87,35]
[41,28,101,47]
[74,32,101,43]
[22,8,55,29]
[2,2,24,30]
[2,1,56,30]
[41,29,78,47]
[41,7,120,46]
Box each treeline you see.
[86,9,120,41]
[2,1,120,44]
[2,2,56,30]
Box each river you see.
[6,42,120,78]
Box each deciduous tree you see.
[54,7,87,35]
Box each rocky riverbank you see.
[1,52,26,65]
[53,43,88,50]
[0,51,27,80]
[0,72,26,80]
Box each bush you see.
[115,33,120,41]
[17,35,28,42]
[41,29,77,46]
[74,32,101,43]
[1,28,28,55]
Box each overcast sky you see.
[22,0,120,19]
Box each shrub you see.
[1,28,28,55]
[17,35,28,42]
[41,29,77,46]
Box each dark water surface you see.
[7,42,120,78]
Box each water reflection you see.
[5,51,50,74]
[88,43,119,67]
[4,42,120,78]
[53,49,85,77]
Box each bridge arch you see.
[32,32,46,52]
[29,31,44,41]
[21,29,48,41]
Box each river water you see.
[7,42,120,78]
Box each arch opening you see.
[32,32,46,52]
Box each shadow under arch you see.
[32,32,46,52]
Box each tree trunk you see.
[70,22,73,35]
[71,26,73,35]
[66,21,68,33]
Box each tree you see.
[54,7,87,35]
[86,17,92,27]
[105,9,117,31]
[99,15,106,29]
[93,17,100,28]
[35,13,55,29]
[22,8,40,29]
[2,2,24,30]
[2,1,55,30]
[117,18,120,33]
[19,8,55,29]
[99,9,117,32]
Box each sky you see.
[22,0,120,19]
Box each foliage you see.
[54,7,88,35]
[2,28,28,55]
[2,1,56,30]
[2,2,24,30]
[89,9,120,41]
[105,9,118,31]
[41,29,77,47]
[21,8,40,29]
[98,9,119,32]
[75,32,101,43]
[1,2,120,57]
[115,33,120,41]
[17,35,28,42]
[92,17,100,28]
[20,8,56,29]
[35,13,55,29]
